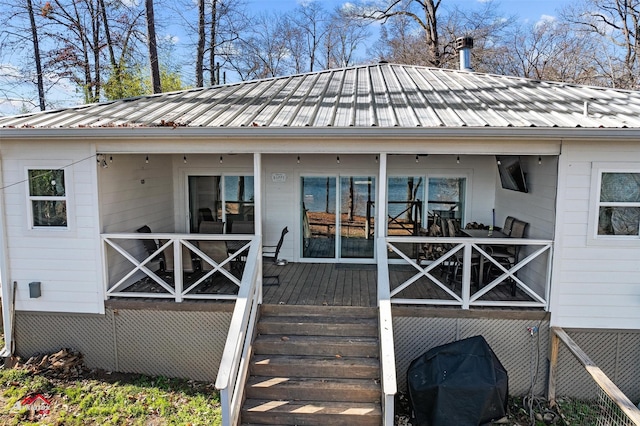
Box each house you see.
[1,61,639,425]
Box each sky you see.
[0,0,573,116]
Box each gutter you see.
[2,126,640,142]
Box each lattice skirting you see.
[554,329,640,402]
[394,315,550,396]
[14,309,232,382]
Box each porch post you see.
[0,156,13,357]
[254,153,263,303]
[376,153,388,239]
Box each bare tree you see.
[26,0,45,110]
[354,0,443,66]
[229,12,292,79]
[196,0,206,87]
[145,0,162,93]
[562,0,640,88]
[290,1,328,72]
[323,6,370,68]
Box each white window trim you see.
[24,163,74,232]
[588,162,640,246]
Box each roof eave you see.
[1,126,640,142]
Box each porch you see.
[101,233,551,309]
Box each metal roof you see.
[3,63,640,129]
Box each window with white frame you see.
[28,169,68,228]
[597,172,640,236]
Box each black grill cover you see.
[407,335,508,426]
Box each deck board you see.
[121,261,539,309]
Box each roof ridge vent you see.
[456,36,474,71]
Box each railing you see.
[377,238,397,426]
[385,235,553,309]
[101,232,255,301]
[215,241,262,426]
[548,327,640,425]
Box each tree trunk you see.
[145,0,162,93]
[209,0,218,85]
[26,0,45,110]
[196,0,205,87]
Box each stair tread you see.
[261,304,377,318]
[260,315,377,325]
[256,335,378,344]
[243,398,382,415]
[247,376,380,390]
[252,354,380,367]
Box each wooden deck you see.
[262,262,537,308]
[119,261,539,309]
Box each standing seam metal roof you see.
[3,63,640,129]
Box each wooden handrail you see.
[377,238,397,426]
[548,327,640,425]
[215,238,261,426]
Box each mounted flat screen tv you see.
[496,156,528,193]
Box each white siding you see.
[551,141,640,329]
[1,141,103,314]
[494,156,558,296]
[100,154,174,233]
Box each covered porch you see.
[98,149,556,310]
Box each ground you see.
[0,349,221,425]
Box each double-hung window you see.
[596,171,640,237]
[28,169,68,228]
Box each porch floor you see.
[118,262,539,308]
[262,262,536,308]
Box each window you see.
[597,172,640,236]
[28,169,67,228]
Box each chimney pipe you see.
[456,36,474,71]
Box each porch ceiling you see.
[3,63,640,131]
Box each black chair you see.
[263,227,288,286]
[487,219,528,296]
[136,225,165,271]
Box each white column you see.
[376,153,388,239]
[0,155,11,356]
[254,153,263,303]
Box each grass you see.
[0,365,222,425]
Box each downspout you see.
[0,155,13,358]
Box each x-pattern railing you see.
[102,232,257,302]
[385,236,553,309]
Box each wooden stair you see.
[241,304,382,426]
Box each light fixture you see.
[538,156,542,165]
[337,156,340,164]
[415,155,419,163]
[183,155,187,164]
[145,155,149,164]
[297,155,300,164]
[456,155,460,164]
[109,156,113,163]
[497,158,501,165]
[375,155,379,163]
[219,156,223,164]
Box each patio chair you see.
[487,219,528,296]
[136,225,165,271]
[199,221,224,234]
[199,221,230,273]
[500,216,516,236]
[197,208,215,227]
[231,221,254,234]
[163,243,196,277]
[263,227,289,286]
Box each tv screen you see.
[496,156,528,193]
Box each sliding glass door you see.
[301,175,375,260]
[188,175,254,233]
